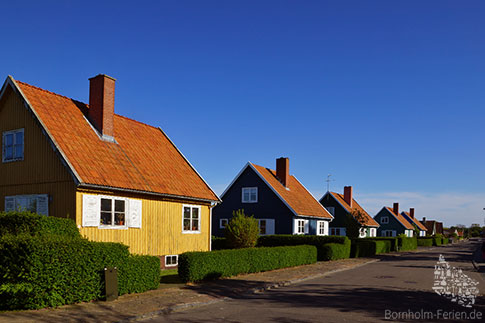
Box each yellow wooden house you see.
[0,74,220,267]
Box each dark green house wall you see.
[320,193,348,228]
[374,208,407,236]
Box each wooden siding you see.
[0,85,77,219]
[76,189,211,256]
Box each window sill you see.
[2,158,24,163]
[182,230,201,234]
[241,201,258,203]
[98,225,129,230]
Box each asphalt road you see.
[144,241,485,322]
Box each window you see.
[242,187,258,203]
[82,194,142,228]
[183,205,201,233]
[382,230,396,237]
[330,227,346,236]
[220,218,228,229]
[4,194,48,215]
[2,129,24,162]
[317,221,326,236]
[100,198,126,227]
[326,207,335,216]
[259,219,266,235]
[359,228,367,238]
[297,220,305,234]
[165,255,178,267]
[381,216,389,224]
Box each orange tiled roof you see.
[329,192,379,227]
[13,79,219,202]
[402,211,427,231]
[385,207,414,230]
[250,163,332,219]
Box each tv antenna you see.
[325,174,335,192]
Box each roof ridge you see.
[15,80,75,101]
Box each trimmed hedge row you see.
[257,235,350,261]
[178,245,317,283]
[442,237,449,245]
[433,236,442,246]
[0,212,81,239]
[358,237,399,252]
[417,237,433,247]
[398,237,417,251]
[0,234,160,310]
[351,239,391,258]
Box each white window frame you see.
[242,187,258,203]
[317,221,326,236]
[381,216,389,224]
[182,204,201,233]
[2,128,24,163]
[4,194,49,215]
[99,196,128,229]
[359,227,367,238]
[219,218,228,229]
[295,219,309,235]
[165,255,178,267]
[326,207,335,216]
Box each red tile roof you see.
[402,211,427,231]
[329,192,379,227]
[250,163,332,219]
[13,78,219,202]
[385,207,415,230]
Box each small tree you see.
[346,208,367,238]
[225,209,260,249]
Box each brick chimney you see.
[393,202,399,215]
[88,74,116,140]
[409,208,415,219]
[343,186,353,208]
[276,157,289,187]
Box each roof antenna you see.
[325,174,335,192]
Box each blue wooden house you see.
[374,203,414,237]
[212,157,333,237]
[401,208,427,237]
[320,186,379,238]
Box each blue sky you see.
[1,1,484,226]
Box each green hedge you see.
[358,237,399,252]
[257,235,350,261]
[351,240,391,258]
[0,234,160,310]
[0,212,81,239]
[178,245,317,283]
[442,238,449,245]
[433,236,442,246]
[417,237,433,247]
[398,237,417,251]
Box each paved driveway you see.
[145,241,485,322]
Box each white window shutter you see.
[304,220,309,234]
[324,221,329,236]
[5,196,15,212]
[128,199,142,228]
[293,218,299,234]
[36,195,49,216]
[82,195,100,227]
[266,219,275,235]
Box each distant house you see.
[0,75,220,268]
[401,208,427,237]
[421,218,444,236]
[374,203,414,237]
[212,157,333,237]
[319,186,379,238]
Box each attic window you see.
[2,129,24,162]
[381,216,389,224]
[242,187,258,203]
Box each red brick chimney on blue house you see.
[410,208,415,219]
[88,74,116,141]
[393,202,399,215]
[276,157,289,187]
[343,186,353,208]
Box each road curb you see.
[127,258,379,322]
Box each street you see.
[144,241,484,322]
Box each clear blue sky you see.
[1,1,484,226]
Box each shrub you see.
[433,236,442,246]
[257,235,350,261]
[351,239,391,257]
[178,245,317,283]
[211,236,228,250]
[398,237,417,251]
[417,237,433,247]
[0,211,81,239]
[0,234,160,310]
[358,237,399,252]
[442,238,449,245]
[225,209,260,249]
